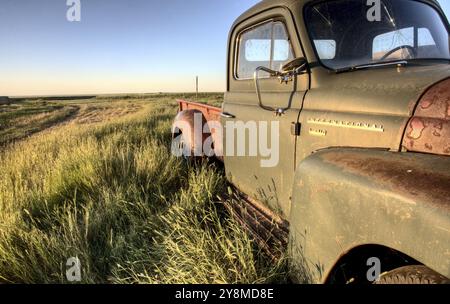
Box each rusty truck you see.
[172,0,450,284]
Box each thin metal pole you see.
[196,76,198,100]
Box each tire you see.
[375,265,450,284]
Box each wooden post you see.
[196,76,199,100]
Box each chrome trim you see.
[220,112,236,119]
[307,118,385,133]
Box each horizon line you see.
[5,91,225,99]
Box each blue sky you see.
[0,0,449,96]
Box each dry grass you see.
[0,101,79,146]
[0,94,288,284]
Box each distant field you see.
[0,101,78,146]
[0,93,223,146]
[0,93,287,284]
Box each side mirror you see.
[281,57,308,73]
[254,57,308,115]
[278,57,308,84]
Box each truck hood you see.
[305,63,450,157]
[318,63,450,117]
[328,63,450,156]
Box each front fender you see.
[289,148,450,283]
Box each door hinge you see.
[291,122,301,136]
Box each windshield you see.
[305,0,450,70]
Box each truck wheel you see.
[375,265,450,284]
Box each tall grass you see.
[0,98,287,284]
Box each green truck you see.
[172,0,450,284]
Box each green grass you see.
[0,94,287,284]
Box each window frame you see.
[234,19,295,81]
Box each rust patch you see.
[403,117,450,155]
[320,151,450,211]
[420,98,433,109]
[415,78,450,119]
[403,78,450,156]
[407,118,426,140]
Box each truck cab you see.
[173,0,450,283]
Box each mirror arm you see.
[254,66,281,113]
[276,70,298,115]
[279,62,308,84]
[254,63,307,116]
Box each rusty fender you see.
[403,77,450,156]
[172,109,210,155]
[289,148,450,283]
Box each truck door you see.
[222,8,309,217]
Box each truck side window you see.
[236,21,294,79]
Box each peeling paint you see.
[403,78,450,156]
[320,150,450,210]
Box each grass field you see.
[0,93,288,284]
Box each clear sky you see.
[0,0,449,96]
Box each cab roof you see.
[232,0,443,29]
[232,0,299,28]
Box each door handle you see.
[220,112,236,119]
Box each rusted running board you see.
[223,193,290,260]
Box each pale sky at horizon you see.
[1,0,449,97]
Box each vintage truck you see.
[172,0,450,284]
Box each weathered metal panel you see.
[403,78,450,156]
[290,148,450,283]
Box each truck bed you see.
[177,99,223,159]
[177,99,222,122]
